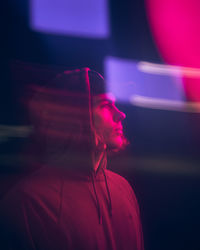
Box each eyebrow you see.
[93,98,115,107]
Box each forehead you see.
[92,93,116,107]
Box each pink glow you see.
[93,94,126,150]
[145,0,200,101]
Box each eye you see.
[101,102,112,109]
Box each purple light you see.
[30,0,110,38]
[104,57,186,109]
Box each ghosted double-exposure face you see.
[92,94,127,151]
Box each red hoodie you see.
[0,162,143,250]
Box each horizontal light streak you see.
[138,61,200,78]
[130,95,200,113]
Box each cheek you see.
[94,110,107,126]
[93,112,113,135]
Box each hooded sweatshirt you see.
[0,68,144,250]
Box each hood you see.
[27,68,106,173]
[23,66,112,224]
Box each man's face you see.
[92,94,126,150]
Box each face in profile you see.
[92,94,127,151]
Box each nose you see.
[114,107,126,122]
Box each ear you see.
[93,129,107,150]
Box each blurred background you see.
[1,0,200,249]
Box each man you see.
[0,68,143,250]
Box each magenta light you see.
[145,0,200,101]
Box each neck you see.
[93,145,107,172]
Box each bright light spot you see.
[30,0,110,38]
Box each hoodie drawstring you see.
[91,169,112,224]
[102,169,112,217]
[91,172,102,224]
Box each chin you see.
[106,135,129,153]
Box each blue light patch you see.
[104,57,186,107]
[30,0,110,38]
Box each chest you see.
[58,181,139,250]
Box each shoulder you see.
[104,169,135,196]
[104,169,140,209]
[19,166,64,211]
[104,169,131,188]
[0,166,63,234]
[0,166,63,215]
[0,167,65,250]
